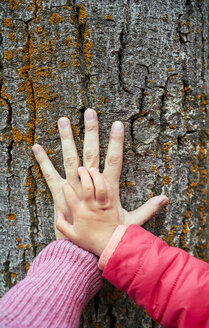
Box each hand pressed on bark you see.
[32,108,168,241]
[56,167,119,256]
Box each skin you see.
[32,108,168,240]
[56,167,120,256]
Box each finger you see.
[62,183,80,213]
[103,121,124,195]
[78,167,95,202]
[89,168,107,204]
[32,144,63,195]
[129,196,169,226]
[58,117,80,188]
[83,109,100,170]
[56,211,77,242]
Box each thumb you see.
[56,211,77,243]
[129,195,169,226]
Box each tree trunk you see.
[0,0,208,326]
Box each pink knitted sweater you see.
[0,240,103,328]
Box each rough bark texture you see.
[0,0,208,327]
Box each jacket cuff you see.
[98,225,127,270]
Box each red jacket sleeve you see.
[102,225,209,328]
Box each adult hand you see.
[32,108,168,239]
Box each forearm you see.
[101,225,209,327]
[0,240,103,328]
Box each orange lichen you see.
[163,14,167,22]
[3,18,12,27]
[196,26,200,34]
[17,244,23,249]
[25,244,30,249]
[162,142,170,153]
[169,124,176,129]
[11,273,17,278]
[162,225,177,246]
[162,176,171,186]
[182,85,189,94]
[120,182,125,189]
[184,210,190,219]
[1,133,6,141]
[152,165,156,171]
[35,25,43,34]
[191,181,198,188]
[34,162,42,179]
[100,96,107,104]
[200,94,207,105]
[64,36,71,48]
[60,61,69,68]
[162,142,171,168]
[4,50,13,61]
[77,4,87,26]
[9,0,18,10]
[127,181,132,188]
[16,237,21,242]
[35,66,51,78]
[69,10,75,25]
[8,32,15,40]
[182,221,189,235]
[7,213,16,221]
[25,262,29,272]
[166,68,172,72]
[49,13,63,24]
[71,123,80,137]
[185,20,190,28]
[12,128,23,142]
[48,126,56,135]
[105,15,113,20]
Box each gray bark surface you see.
[0,0,208,327]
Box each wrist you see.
[95,224,119,257]
[98,225,127,270]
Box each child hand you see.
[56,167,120,256]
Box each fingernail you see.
[112,121,123,132]
[85,109,94,121]
[89,167,98,173]
[78,166,85,172]
[59,118,69,129]
[32,145,40,155]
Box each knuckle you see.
[84,150,94,160]
[98,189,106,199]
[64,156,78,168]
[85,186,93,194]
[85,124,97,133]
[44,172,53,182]
[84,149,99,161]
[108,153,120,166]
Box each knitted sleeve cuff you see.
[0,240,103,328]
[98,225,127,271]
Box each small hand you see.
[56,167,119,256]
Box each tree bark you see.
[0,0,208,327]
